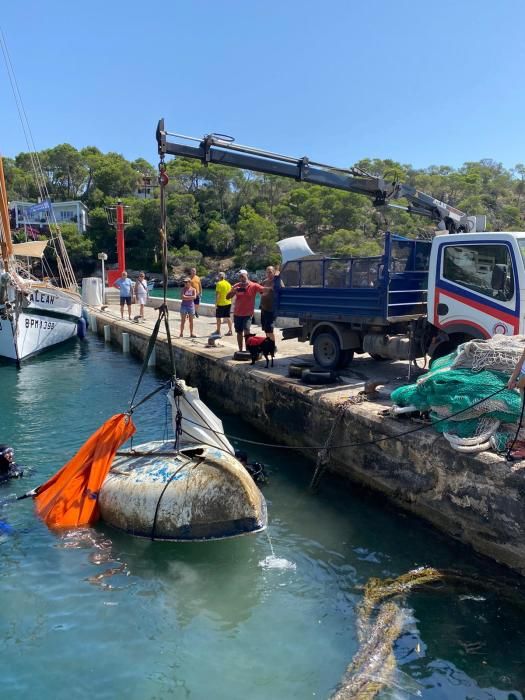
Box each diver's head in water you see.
[0,445,22,480]
[0,445,14,473]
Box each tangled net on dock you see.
[331,567,442,700]
[390,336,525,453]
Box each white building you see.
[11,200,89,233]
[134,175,155,199]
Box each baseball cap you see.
[238,269,248,275]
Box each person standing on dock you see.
[260,265,281,344]
[215,272,233,336]
[226,270,265,351]
[190,267,202,318]
[135,272,148,321]
[179,278,197,338]
[114,271,134,321]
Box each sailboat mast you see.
[0,156,14,267]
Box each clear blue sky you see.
[1,0,524,171]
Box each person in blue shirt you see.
[114,270,134,320]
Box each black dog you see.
[246,335,276,367]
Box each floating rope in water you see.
[330,601,403,700]
[331,567,442,700]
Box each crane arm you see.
[156,119,483,232]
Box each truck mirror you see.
[491,264,507,290]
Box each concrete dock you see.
[89,297,525,576]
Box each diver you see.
[0,445,24,483]
[235,450,268,485]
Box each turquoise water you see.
[1,338,525,699]
[150,287,216,304]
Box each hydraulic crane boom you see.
[156,119,484,233]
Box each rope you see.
[150,454,196,540]
[1,32,77,290]
[128,305,171,410]
[176,386,509,453]
[174,395,183,452]
[310,397,360,491]
[125,157,176,413]
[506,391,525,462]
[158,159,169,304]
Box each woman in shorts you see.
[179,278,197,338]
[135,272,148,320]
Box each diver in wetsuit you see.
[0,445,24,482]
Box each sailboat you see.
[0,157,83,363]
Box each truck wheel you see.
[313,332,343,370]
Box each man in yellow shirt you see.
[190,267,202,317]
[215,272,233,335]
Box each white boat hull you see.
[99,440,268,541]
[0,284,82,361]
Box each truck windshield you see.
[442,242,514,302]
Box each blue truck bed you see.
[275,233,430,325]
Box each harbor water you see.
[1,337,525,699]
[150,287,216,304]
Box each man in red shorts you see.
[226,270,265,352]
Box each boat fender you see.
[77,317,87,339]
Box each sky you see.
[1,0,524,172]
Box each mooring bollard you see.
[148,348,156,367]
[122,333,130,353]
[89,313,97,333]
[104,325,111,343]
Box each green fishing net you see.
[391,350,521,439]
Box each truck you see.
[156,119,521,369]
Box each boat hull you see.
[0,284,82,361]
[99,440,267,541]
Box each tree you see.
[166,193,200,247]
[3,157,37,200]
[50,222,94,272]
[234,206,279,268]
[91,153,139,198]
[205,220,235,255]
[319,229,382,257]
[41,144,87,200]
[85,207,115,262]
